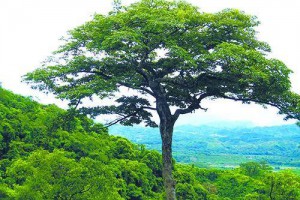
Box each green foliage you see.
[176,183,198,200]
[23,0,300,127]
[173,163,300,200]
[263,171,300,200]
[239,162,272,178]
[1,88,300,199]
[7,150,120,199]
[141,150,163,177]
[0,88,161,199]
[22,0,300,198]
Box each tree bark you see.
[155,97,177,200]
[152,81,177,200]
[160,119,176,200]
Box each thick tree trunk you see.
[151,82,177,200]
[160,120,176,200]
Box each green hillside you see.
[1,87,300,199]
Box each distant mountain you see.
[179,120,256,129]
[109,124,300,168]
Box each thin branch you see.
[79,70,155,96]
[104,105,156,127]
[219,94,279,108]
[141,106,156,111]
[69,184,93,200]
[104,111,139,127]
[116,81,155,96]
[136,68,150,83]
[73,98,82,109]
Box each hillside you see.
[109,124,300,168]
[1,87,300,199]
[0,88,164,199]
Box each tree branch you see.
[142,106,156,111]
[69,184,93,200]
[79,70,155,96]
[173,93,211,119]
[219,94,279,108]
[104,111,139,127]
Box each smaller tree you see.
[239,162,271,178]
[264,171,300,200]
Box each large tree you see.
[24,0,300,199]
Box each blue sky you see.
[0,0,299,126]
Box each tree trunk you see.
[160,120,176,200]
[152,84,177,200]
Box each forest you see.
[1,87,300,199]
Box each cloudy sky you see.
[0,0,299,126]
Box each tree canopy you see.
[24,0,300,125]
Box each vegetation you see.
[1,87,300,199]
[0,88,163,199]
[23,0,300,198]
[25,0,300,199]
[110,124,300,168]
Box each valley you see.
[109,124,300,169]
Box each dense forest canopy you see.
[23,0,300,198]
[1,87,300,199]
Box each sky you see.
[0,0,299,126]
